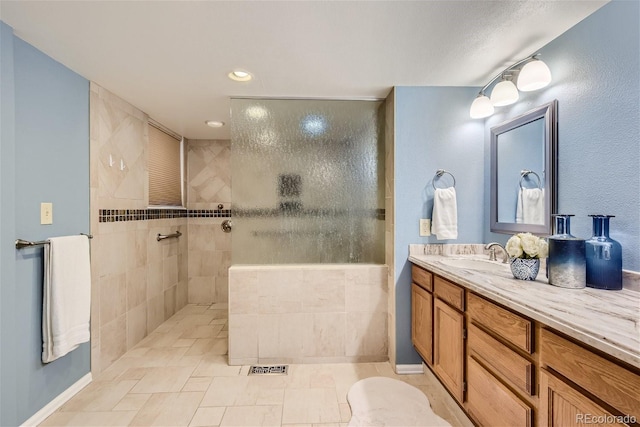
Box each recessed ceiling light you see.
[228,70,252,82]
[205,120,225,128]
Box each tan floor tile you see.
[282,388,340,424]
[219,405,282,427]
[59,380,137,412]
[189,407,226,426]
[174,338,197,347]
[184,338,216,356]
[182,376,213,392]
[130,366,195,393]
[193,354,241,377]
[181,324,225,339]
[112,393,151,411]
[179,304,211,315]
[173,354,206,367]
[200,376,249,406]
[235,377,285,406]
[130,391,204,426]
[40,410,138,426]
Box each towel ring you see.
[432,169,456,189]
[519,170,542,190]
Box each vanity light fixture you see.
[228,70,252,82]
[517,58,552,91]
[490,76,519,106]
[470,54,552,119]
[205,120,225,128]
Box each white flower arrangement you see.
[505,232,548,259]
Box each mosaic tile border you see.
[99,208,232,223]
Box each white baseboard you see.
[21,372,92,427]
[395,364,424,375]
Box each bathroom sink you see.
[438,258,509,273]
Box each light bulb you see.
[491,80,519,106]
[517,59,552,91]
[469,94,494,119]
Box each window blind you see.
[148,122,182,206]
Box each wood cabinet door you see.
[539,369,626,427]
[411,283,433,365]
[467,356,533,427]
[433,298,465,403]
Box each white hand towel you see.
[42,235,91,363]
[431,187,458,240]
[516,188,545,225]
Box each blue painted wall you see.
[483,0,640,272]
[1,24,90,426]
[1,20,19,426]
[394,86,485,364]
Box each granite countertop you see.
[408,245,640,369]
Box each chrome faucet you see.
[485,242,509,263]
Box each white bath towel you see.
[516,188,545,225]
[431,187,458,240]
[42,235,91,363]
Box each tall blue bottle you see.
[586,215,622,290]
[548,214,586,288]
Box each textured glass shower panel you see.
[231,98,384,264]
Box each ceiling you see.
[0,1,607,140]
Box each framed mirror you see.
[490,100,557,235]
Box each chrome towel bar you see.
[157,230,182,241]
[432,169,456,189]
[15,233,93,249]
[519,169,542,190]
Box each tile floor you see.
[41,304,473,427]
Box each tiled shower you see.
[89,83,232,374]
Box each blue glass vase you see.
[547,214,586,289]
[586,215,622,290]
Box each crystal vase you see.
[547,214,586,288]
[586,215,622,290]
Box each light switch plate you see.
[419,219,431,236]
[41,202,53,225]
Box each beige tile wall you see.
[186,140,231,304]
[228,265,388,365]
[90,83,188,374]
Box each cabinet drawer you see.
[468,293,533,353]
[469,323,534,396]
[411,265,433,292]
[434,276,464,311]
[467,357,533,427]
[540,329,640,420]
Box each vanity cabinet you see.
[410,260,640,427]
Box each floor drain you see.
[248,365,289,376]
